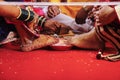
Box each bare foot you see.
[70,28,105,50]
[21,34,58,51]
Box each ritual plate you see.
[50,38,72,51]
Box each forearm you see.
[0,5,20,19]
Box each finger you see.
[49,6,59,17]
[48,7,55,18]
[54,7,60,16]
[47,11,54,18]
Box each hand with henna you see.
[47,5,60,18]
[41,19,71,35]
[22,7,69,36]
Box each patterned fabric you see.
[33,7,45,16]
[0,17,16,42]
[95,21,120,61]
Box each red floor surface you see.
[0,43,120,80]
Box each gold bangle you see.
[41,18,46,27]
[37,16,43,25]
[24,10,30,21]
[16,7,22,19]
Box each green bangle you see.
[17,7,34,22]
[38,16,46,27]
[27,11,35,22]
[17,8,29,21]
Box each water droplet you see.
[88,64,90,66]
[0,61,2,64]
[81,59,84,62]
[63,59,66,62]
[76,60,80,63]
[51,58,55,61]
[8,67,11,70]
[14,72,17,74]
[90,60,93,63]
[90,69,93,72]
[61,69,64,72]
[1,72,4,74]
[96,64,100,66]
[36,57,40,60]
[86,70,89,73]
[84,62,87,65]
[53,71,57,74]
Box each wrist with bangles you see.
[16,6,47,31]
[36,16,47,28]
[17,6,35,22]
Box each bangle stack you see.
[37,16,46,28]
[17,7,46,30]
[17,7,35,22]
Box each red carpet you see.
[0,43,120,80]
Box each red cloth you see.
[99,0,120,1]
[0,43,120,80]
[33,7,45,17]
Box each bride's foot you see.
[21,34,58,51]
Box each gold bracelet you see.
[37,16,43,26]
[24,10,30,21]
[41,18,46,27]
[16,7,22,19]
